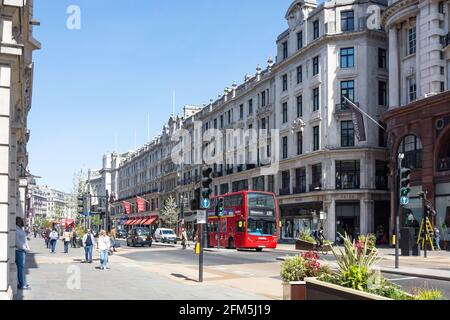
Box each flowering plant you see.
[280,251,330,282]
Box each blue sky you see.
[28,0,296,192]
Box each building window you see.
[341,10,354,32]
[297,65,303,84]
[295,168,306,193]
[375,161,389,190]
[399,135,422,169]
[441,82,445,92]
[408,27,416,55]
[341,120,355,147]
[297,95,303,117]
[261,118,266,130]
[252,176,265,192]
[297,31,303,50]
[281,171,290,195]
[313,56,319,75]
[313,87,320,111]
[214,118,217,129]
[408,77,416,102]
[297,131,303,155]
[267,175,274,193]
[282,102,288,123]
[311,164,322,190]
[282,74,288,91]
[261,91,266,106]
[248,99,253,114]
[282,136,288,159]
[313,20,319,39]
[282,41,288,60]
[232,179,248,192]
[239,104,244,119]
[340,80,355,103]
[378,81,387,106]
[336,160,360,189]
[227,110,232,124]
[313,126,320,151]
[340,47,354,68]
[378,48,387,69]
[220,183,229,195]
[439,1,444,13]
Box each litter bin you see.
[400,227,420,256]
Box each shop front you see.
[335,201,360,241]
[279,202,323,243]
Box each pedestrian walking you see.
[43,228,50,248]
[49,229,59,253]
[15,217,31,290]
[110,229,117,253]
[62,228,71,253]
[82,229,95,263]
[181,228,188,249]
[71,229,77,248]
[97,230,111,270]
[435,227,441,250]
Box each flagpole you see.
[343,96,386,131]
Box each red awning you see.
[143,216,158,225]
[134,218,144,225]
[124,219,134,226]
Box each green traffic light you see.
[400,188,411,196]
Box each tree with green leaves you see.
[160,195,179,229]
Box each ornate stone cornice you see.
[381,0,419,29]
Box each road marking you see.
[388,277,418,281]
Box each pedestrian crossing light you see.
[400,168,411,197]
[201,167,213,200]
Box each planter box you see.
[282,281,306,300]
[305,278,392,300]
[295,239,315,251]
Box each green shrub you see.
[413,288,445,300]
[298,229,316,243]
[358,234,377,250]
[338,265,370,291]
[280,256,307,282]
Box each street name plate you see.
[197,210,207,224]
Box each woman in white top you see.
[97,230,111,270]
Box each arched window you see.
[437,130,450,172]
[398,135,422,169]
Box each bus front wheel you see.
[228,238,235,249]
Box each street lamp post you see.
[395,153,404,269]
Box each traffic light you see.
[190,188,201,211]
[201,167,213,201]
[77,195,85,214]
[215,197,224,216]
[399,167,411,197]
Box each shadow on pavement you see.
[170,273,198,283]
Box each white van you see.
[154,228,177,244]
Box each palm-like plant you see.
[331,233,381,275]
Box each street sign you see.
[400,196,409,206]
[201,198,210,209]
[197,210,207,224]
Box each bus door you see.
[218,218,227,248]
[234,219,246,247]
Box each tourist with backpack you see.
[82,229,95,263]
[49,229,59,253]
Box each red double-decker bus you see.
[207,190,278,251]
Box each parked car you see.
[154,228,177,244]
[126,227,153,247]
[117,229,127,239]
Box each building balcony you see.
[293,186,306,194]
[279,188,291,196]
[438,158,450,172]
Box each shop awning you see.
[143,216,158,225]
[134,218,145,225]
[124,219,134,226]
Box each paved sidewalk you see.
[16,237,270,300]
